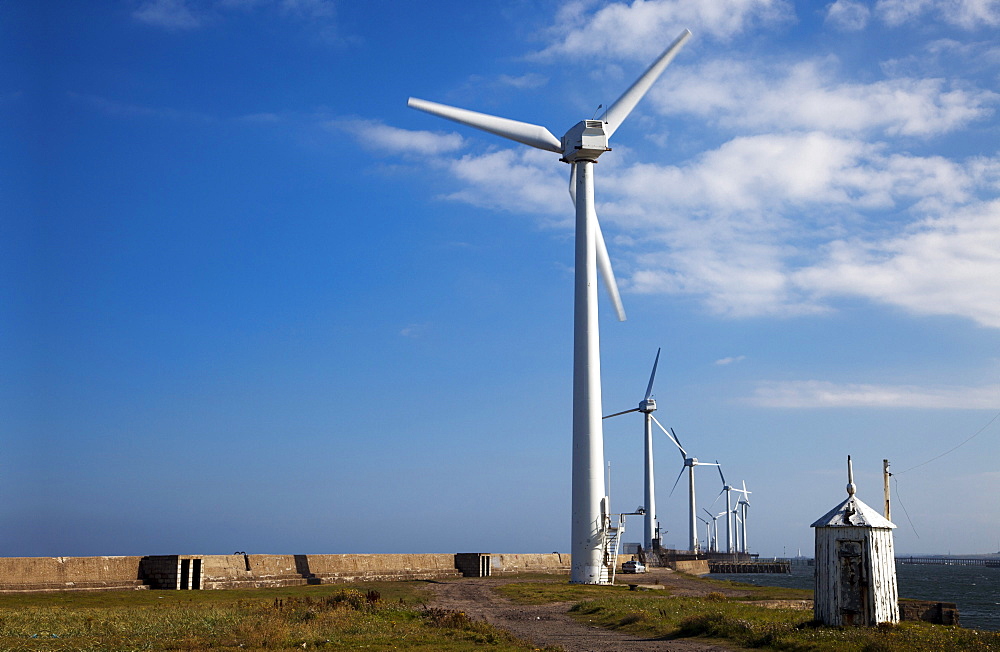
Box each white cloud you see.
[825,0,870,30]
[612,138,995,319]
[444,148,568,221]
[876,0,1000,29]
[138,0,346,39]
[497,73,549,90]
[650,58,998,137]
[750,380,1000,408]
[67,91,214,122]
[238,112,282,123]
[400,323,429,338]
[379,114,999,322]
[794,199,1000,328]
[715,355,746,365]
[337,119,465,156]
[535,0,794,61]
[278,0,336,19]
[133,0,202,29]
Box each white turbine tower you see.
[664,428,719,553]
[711,464,736,553]
[603,348,662,551]
[408,31,692,584]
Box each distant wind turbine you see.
[409,30,693,584]
[664,427,720,553]
[711,464,736,553]
[732,481,752,553]
[702,507,724,553]
[604,348,662,551]
[735,480,753,552]
[698,515,712,554]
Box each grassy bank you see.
[498,574,1000,651]
[0,583,547,651]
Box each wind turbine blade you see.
[716,462,726,486]
[595,218,626,321]
[569,166,626,322]
[668,465,685,497]
[568,165,577,204]
[703,507,715,519]
[709,488,725,508]
[407,97,563,153]
[603,407,641,419]
[669,427,685,451]
[643,348,661,401]
[650,415,686,458]
[600,29,692,138]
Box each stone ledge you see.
[0,580,149,593]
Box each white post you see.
[570,159,608,584]
[883,459,891,521]
[644,414,655,550]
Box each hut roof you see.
[811,495,896,529]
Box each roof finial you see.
[846,455,856,497]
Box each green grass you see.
[0,583,551,651]
[5,574,999,651]
[498,574,1000,651]
[494,577,635,605]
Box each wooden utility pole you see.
[883,459,891,521]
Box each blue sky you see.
[3,0,999,559]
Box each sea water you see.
[710,562,1000,632]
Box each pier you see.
[897,557,1000,567]
[708,560,790,574]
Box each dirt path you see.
[426,570,743,652]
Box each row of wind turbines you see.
[605,348,753,556]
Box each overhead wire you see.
[892,476,919,539]
[888,405,999,539]
[896,409,1000,475]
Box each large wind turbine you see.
[665,428,719,553]
[409,31,692,584]
[604,348,662,551]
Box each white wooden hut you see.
[811,456,899,626]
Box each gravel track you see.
[426,571,742,652]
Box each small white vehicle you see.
[622,560,646,574]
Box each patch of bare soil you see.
[426,571,741,652]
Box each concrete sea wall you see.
[0,553,571,593]
[0,556,147,592]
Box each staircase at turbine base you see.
[602,523,623,584]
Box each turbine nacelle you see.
[639,397,656,413]
[560,120,610,163]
